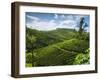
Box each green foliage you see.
[48,28,76,40]
[30,39,89,66]
[26,63,32,67]
[26,53,32,63]
[56,39,89,53]
[26,27,76,51]
[26,27,89,67]
[26,29,37,52]
[75,32,89,40]
[73,49,90,65]
[78,17,88,34]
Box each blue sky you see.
[25,12,90,31]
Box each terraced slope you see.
[32,39,89,66]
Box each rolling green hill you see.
[26,27,89,67]
[32,39,89,66]
[26,28,76,51]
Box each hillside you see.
[26,27,89,67]
[32,39,89,66]
[26,28,76,51]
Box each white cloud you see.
[66,15,74,20]
[26,15,83,31]
[58,19,77,28]
[60,15,66,19]
[85,27,89,32]
[54,14,58,19]
[26,15,40,21]
[75,15,86,21]
[27,18,77,31]
[27,19,57,31]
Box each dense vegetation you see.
[26,17,90,67]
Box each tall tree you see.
[79,17,88,35]
[29,35,36,66]
[26,28,37,66]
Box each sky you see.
[25,12,90,31]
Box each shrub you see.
[73,49,90,65]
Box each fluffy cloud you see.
[26,14,88,31]
[54,14,58,19]
[26,17,57,31]
[60,15,66,19]
[26,15,39,21]
[57,19,77,29]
